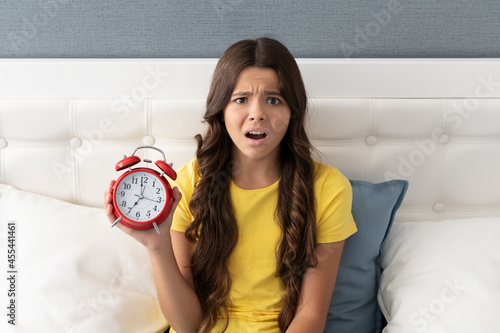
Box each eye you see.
[234,97,247,104]
[267,97,281,105]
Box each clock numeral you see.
[117,171,167,222]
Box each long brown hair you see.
[186,37,317,332]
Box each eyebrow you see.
[231,90,282,97]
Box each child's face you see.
[223,66,291,165]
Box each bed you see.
[1,59,499,333]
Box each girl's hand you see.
[103,180,182,251]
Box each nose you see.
[248,100,267,122]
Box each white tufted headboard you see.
[1,59,500,222]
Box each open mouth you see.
[246,131,267,140]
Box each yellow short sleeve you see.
[169,158,198,233]
[314,162,357,243]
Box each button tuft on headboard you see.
[433,202,445,213]
[438,133,450,145]
[70,137,82,148]
[365,135,377,146]
[143,136,155,145]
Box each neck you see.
[231,151,281,190]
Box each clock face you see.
[114,169,168,223]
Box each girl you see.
[104,37,356,333]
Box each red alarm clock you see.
[111,146,177,234]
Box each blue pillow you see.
[324,179,408,333]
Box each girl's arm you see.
[147,229,203,332]
[104,181,203,332]
[286,241,345,333]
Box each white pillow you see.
[378,217,500,333]
[0,184,167,333]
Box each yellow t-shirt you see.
[170,158,356,332]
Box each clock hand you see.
[136,182,162,204]
[127,196,141,214]
[139,196,158,203]
[141,177,145,195]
